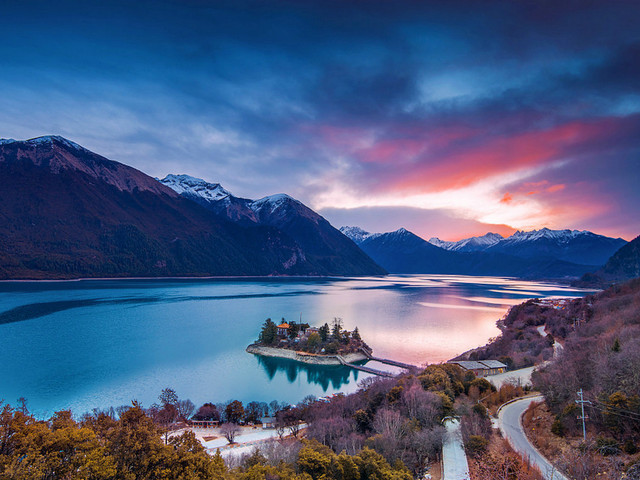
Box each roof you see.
[449,360,488,370]
[478,360,507,369]
[449,360,507,370]
[277,323,290,329]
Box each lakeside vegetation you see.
[459,277,640,479]
[1,361,524,479]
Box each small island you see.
[246,317,372,365]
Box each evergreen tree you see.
[288,321,300,339]
[259,318,278,345]
[319,323,330,342]
[352,327,361,341]
[331,317,343,339]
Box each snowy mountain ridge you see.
[0,135,86,151]
[159,174,233,203]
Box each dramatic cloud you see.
[0,0,638,240]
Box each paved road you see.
[498,396,568,480]
[441,419,470,480]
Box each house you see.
[277,323,290,336]
[448,359,507,377]
[261,416,276,429]
[305,327,319,337]
[190,420,219,429]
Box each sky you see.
[1,0,639,241]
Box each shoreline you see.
[0,274,388,283]
[246,344,368,365]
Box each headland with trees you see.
[246,317,372,365]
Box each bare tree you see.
[221,422,240,444]
[177,399,195,421]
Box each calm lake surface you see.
[0,275,589,417]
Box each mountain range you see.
[158,174,386,276]
[1,135,634,282]
[341,226,628,279]
[0,136,384,279]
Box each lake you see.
[0,275,589,417]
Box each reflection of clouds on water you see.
[254,355,365,392]
[417,301,504,312]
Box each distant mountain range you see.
[0,136,384,279]
[429,228,626,265]
[341,226,628,279]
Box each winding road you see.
[498,396,568,480]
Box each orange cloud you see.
[500,192,513,203]
[547,184,565,193]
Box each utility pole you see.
[575,389,591,441]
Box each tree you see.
[159,387,178,407]
[245,401,266,423]
[331,317,343,339]
[193,403,220,421]
[308,332,321,349]
[176,399,195,421]
[288,321,300,339]
[352,327,361,341]
[15,397,28,415]
[221,423,240,444]
[319,323,330,342]
[225,400,245,424]
[259,318,278,345]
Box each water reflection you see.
[254,354,367,391]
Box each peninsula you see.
[246,318,371,365]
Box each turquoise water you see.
[0,275,589,417]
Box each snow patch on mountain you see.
[339,226,380,244]
[159,174,233,203]
[428,237,455,249]
[250,194,299,214]
[1,135,86,151]
[505,227,589,243]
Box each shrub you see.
[465,435,489,458]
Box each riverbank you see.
[246,344,368,365]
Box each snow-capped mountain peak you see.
[428,232,503,252]
[1,135,86,151]
[159,174,233,202]
[340,226,374,244]
[250,193,302,215]
[506,227,589,243]
[428,237,454,249]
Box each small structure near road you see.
[449,359,507,377]
[260,416,276,429]
[191,420,219,429]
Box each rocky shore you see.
[246,344,368,365]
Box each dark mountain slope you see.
[577,234,640,286]
[159,175,386,276]
[0,136,373,278]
